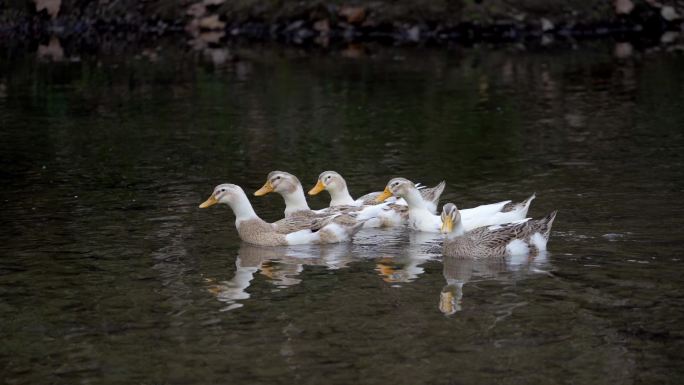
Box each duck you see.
[254,170,398,228]
[308,170,446,213]
[199,183,365,246]
[254,171,345,217]
[440,203,557,258]
[375,177,536,233]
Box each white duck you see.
[254,171,394,227]
[254,171,321,217]
[199,183,365,246]
[375,178,535,233]
[308,170,445,214]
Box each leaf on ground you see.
[199,15,226,30]
[339,6,366,24]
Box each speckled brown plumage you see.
[418,181,446,205]
[237,218,288,246]
[502,193,536,212]
[443,211,557,258]
[272,207,363,234]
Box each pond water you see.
[1,42,684,384]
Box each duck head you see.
[375,177,415,202]
[199,183,257,221]
[308,171,346,196]
[254,171,301,197]
[200,183,244,208]
[440,203,464,235]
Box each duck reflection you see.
[439,253,550,316]
[207,243,353,311]
[375,232,442,284]
[440,257,504,315]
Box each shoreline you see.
[2,1,683,52]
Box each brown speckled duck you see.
[440,203,557,258]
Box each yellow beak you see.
[308,180,326,195]
[254,181,273,196]
[375,187,393,203]
[439,291,455,315]
[376,261,399,283]
[441,215,454,233]
[199,195,218,208]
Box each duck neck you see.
[329,183,356,206]
[229,193,259,224]
[403,188,429,211]
[283,185,311,216]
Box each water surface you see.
[1,43,684,384]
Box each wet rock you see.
[204,48,231,66]
[285,20,305,32]
[187,3,206,18]
[614,41,634,58]
[614,0,635,15]
[541,33,554,46]
[407,25,421,42]
[661,6,680,21]
[313,19,330,33]
[34,0,61,19]
[37,36,64,61]
[660,31,679,43]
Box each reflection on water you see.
[207,243,354,311]
[439,253,551,316]
[2,43,684,384]
[374,231,442,284]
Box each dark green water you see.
[1,43,684,384]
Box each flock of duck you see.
[199,171,557,258]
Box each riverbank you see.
[2,0,683,51]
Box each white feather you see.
[505,239,530,256]
[321,223,353,242]
[460,201,510,220]
[530,232,548,251]
[285,229,319,245]
[408,209,442,232]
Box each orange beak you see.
[199,195,218,208]
[375,186,393,203]
[254,181,274,196]
[308,180,326,195]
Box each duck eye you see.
[275,176,280,180]
[220,189,225,192]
